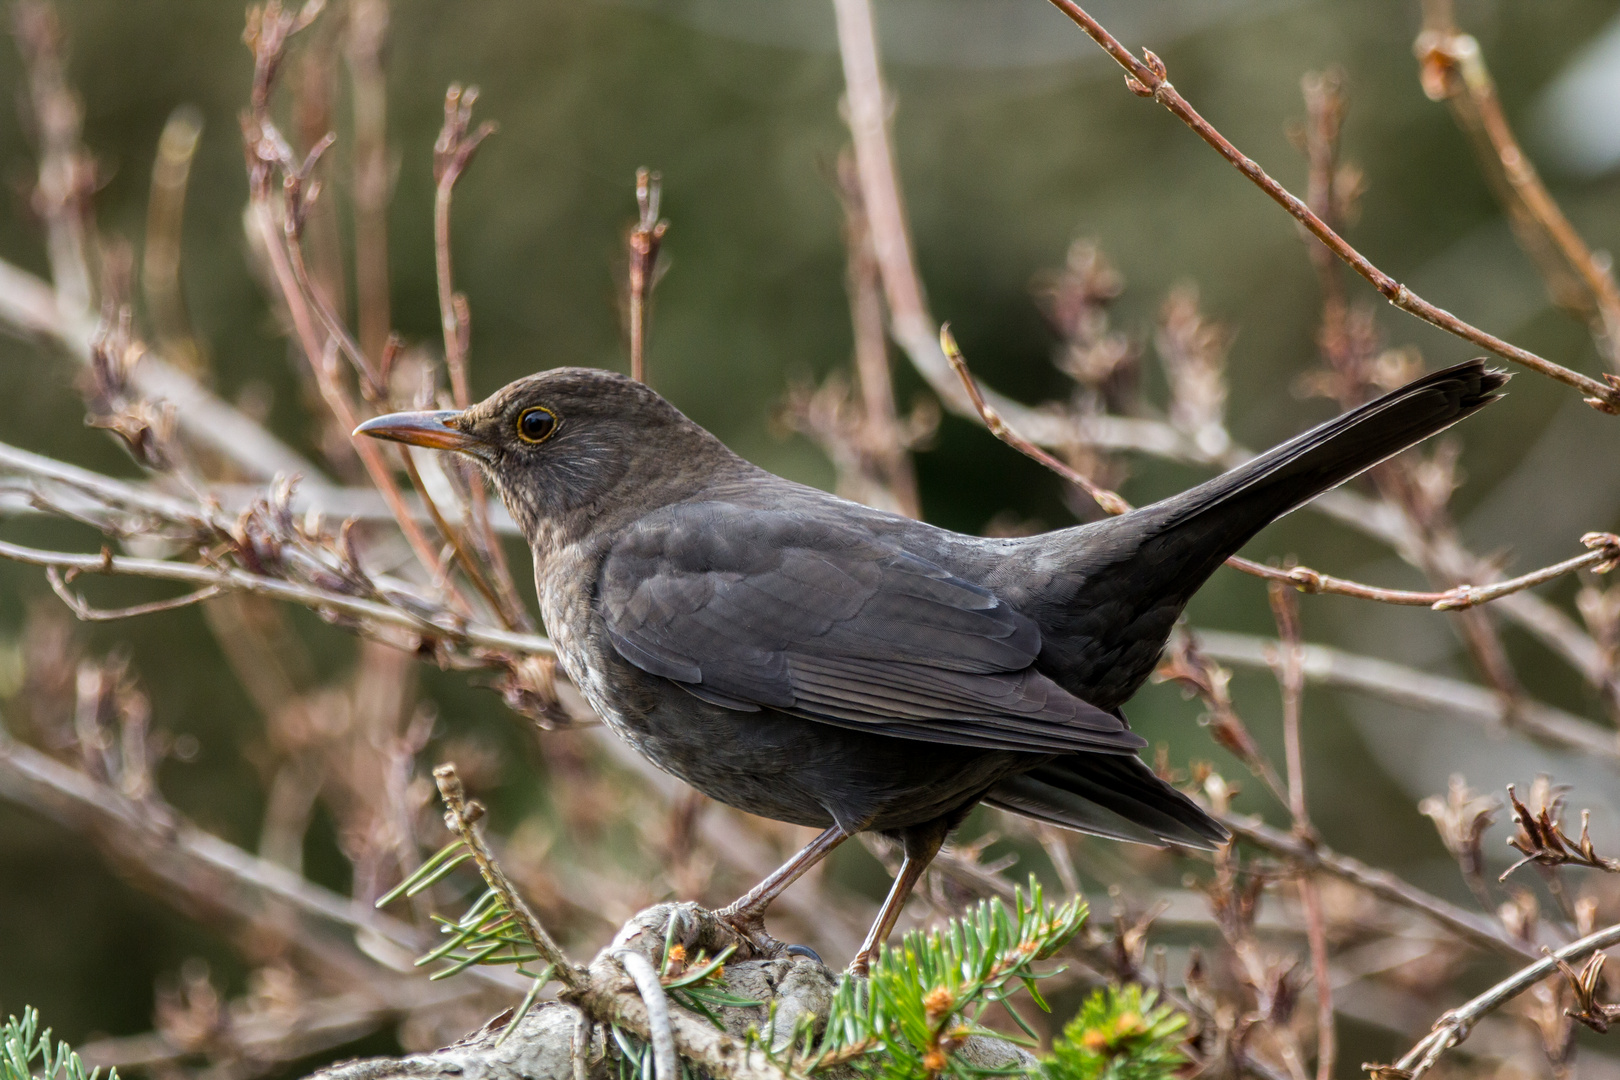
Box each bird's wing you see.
[598,502,1142,754]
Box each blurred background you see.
[3,0,1620,1074]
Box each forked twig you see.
[1370,922,1620,1079]
[1042,0,1620,413]
[432,83,531,631]
[945,322,1620,609]
[0,537,555,658]
[434,83,496,410]
[47,567,220,621]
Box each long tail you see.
[996,361,1505,847]
[1126,359,1507,586]
[984,753,1228,849]
[1020,359,1507,708]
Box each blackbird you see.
[358,359,1505,972]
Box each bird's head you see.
[356,367,734,552]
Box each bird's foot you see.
[713,903,788,960]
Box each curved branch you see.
[0,537,554,658]
[1384,921,1620,1079]
[1042,0,1620,413]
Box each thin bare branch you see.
[1265,584,1334,1080]
[1415,6,1620,370]
[1230,536,1620,610]
[346,0,392,367]
[431,82,531,631]
[612,949,677,1080]
[47,568,220,620]
[1042,0,1620,413]
[434,83,496,409]
[1376,921,1620,1079]
[1193,628,1619,763]
[0,536,555,658]
[627,167,668,386]
[941,325,1130,515]
[433,763,585,993]
[1222,814,1536,963]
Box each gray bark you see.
[302,903,1036,1080]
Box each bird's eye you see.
[516,406,558,444]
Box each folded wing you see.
[599,502,1143,755]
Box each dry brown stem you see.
[432,82,530,632]
[1415,4,1620,369]
[433,763,585,992]
[347,0,392,367]
[1374,921,1620,1079]
[1042,0,1620,413]
[1501,782,1620,881]
[626,168,668,386]
[1266,584,1335,1080]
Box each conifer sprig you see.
[793,878,1088,1079]
[3,1009,117,1080]
[1040,986,1187,1080]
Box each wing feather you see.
[599,502,1142,754]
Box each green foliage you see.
[2,1008,116,1080]
[789,878,1088,1079]
[376,839,552,1041]
[1039,985,1187,1080]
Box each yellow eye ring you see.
[516,406,559,444]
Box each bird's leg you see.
[848,819,951,977]
[716,825,849,956]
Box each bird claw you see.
[714,906,787,959]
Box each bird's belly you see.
[618,698,1032,833]
[560,636,1030,831]
[540,573,1033,834]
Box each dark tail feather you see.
[984,754,1228,850]
[1133,359,1507,585]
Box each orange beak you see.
[353,409,486,454]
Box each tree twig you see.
[432,83,531,631]
[433,763,585,993]
[1193,628,1618,763]
[1221,813,1537,963]
[1266,584,1334,1080]
[611,949,677,1080]
[1378,921,1620,1079]
[1041,0,1620,414]
[0,537,555,658]
[627,167,667,386]
[434,83,496,410]
[1414,5,1620,370]
[940,325,1129,515]
[46,568,220,621]
[346,0,392,368]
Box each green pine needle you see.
[3,1009,117,1080]
[1039,986,1188,1080]
[796,877,1088,1080]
